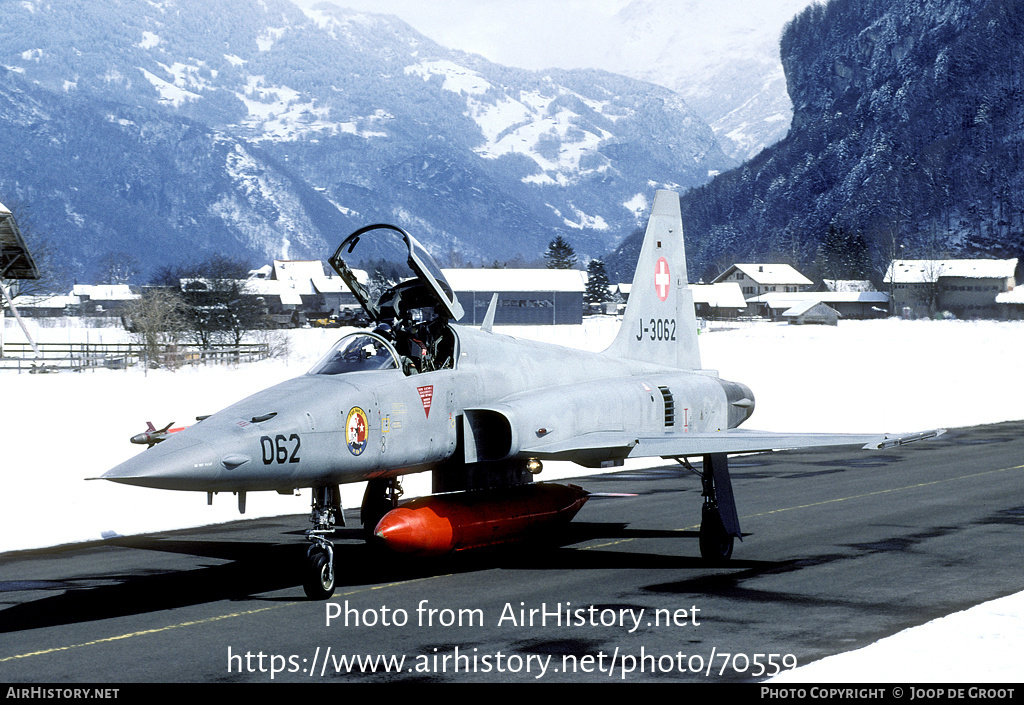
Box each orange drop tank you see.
[373,483,589,557]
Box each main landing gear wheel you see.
[699,505,734,564]
[303,544,336,600]
[694,453,739,565]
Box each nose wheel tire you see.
[303,546,335,599]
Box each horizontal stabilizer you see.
[520,428,946,464]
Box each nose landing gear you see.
[304,540,335,599]
[304,485,342,599]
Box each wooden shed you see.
[783,300,840,326]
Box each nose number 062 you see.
[261,434,301,465]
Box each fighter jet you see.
[101,190,940,599]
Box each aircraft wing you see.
[519,428,945,467]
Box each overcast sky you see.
[291,0,637,70]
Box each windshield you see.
[308,333,400,375]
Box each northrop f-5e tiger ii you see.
[100,190,940,598]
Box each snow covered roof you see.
[272,260,350,294]
[824,279,876,292]
[746,292,889,308]
[714,263,813,286]
[885,259,1018,284]
[240,260,363,304]
[242,278,304,305]
[442,268,586,293]
[0,201,39,280]
[15,286,138,309]
[71,284,139,301]
[995,288,1024,305]
[782,301,840,318]
[10,293,78,308]
[690,282,747,308]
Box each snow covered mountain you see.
[319,0,819,162]
[0,0,733,280]
[594,0,818,162]
[607,0,1024,284]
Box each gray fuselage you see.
[101,324,753,493]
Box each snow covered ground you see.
[2,315,1023,681]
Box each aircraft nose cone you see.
[102,435,219,491]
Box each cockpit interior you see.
[322,223,462,376]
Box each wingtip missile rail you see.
[129,421,186,448]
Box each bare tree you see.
[97,251,142,285]
[121,288,189,368]
[173,254,270,351]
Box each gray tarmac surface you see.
[2,420,1023,683]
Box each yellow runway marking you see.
[0,605,290,663]
[746,463,1024,521]
[6,465,1022,661]
[580,462,1024,548]
[0,577,439,663]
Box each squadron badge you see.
[346,406,369,456]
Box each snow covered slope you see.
[313,0,819,160]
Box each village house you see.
[690,282,747,319]
[246,260,361,324]
[884,259,1018,318]
[744,291,890,320]
[711,263,813,297]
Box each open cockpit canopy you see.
[328,224,463,325]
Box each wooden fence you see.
[0,341,270,373]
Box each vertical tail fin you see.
[603,190,701,369]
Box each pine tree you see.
[817,224,871,281]
[544,235,577,269]
[585,259,612,305]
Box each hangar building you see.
[442,269,586,326]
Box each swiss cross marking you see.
[655,257,671,301]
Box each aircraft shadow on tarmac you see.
[0,517,779,635]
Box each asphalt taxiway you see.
[2,421,1023,683]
